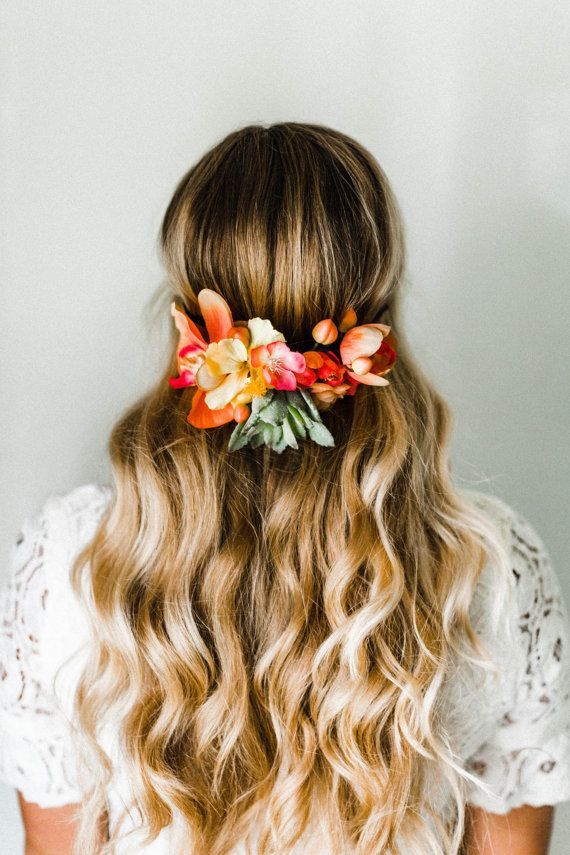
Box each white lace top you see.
[1,483,569,852]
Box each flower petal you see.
[179,343,206,359]
[228,326,250,348]
[207,338,248,374]
[266,340,289,359]
[204,368,249,409]
[171,302,208,350]
[365,322,391,338]
[370,333,397,374]
[187,389,236,428]
[196,361,223,391]
[169,370,195,389]
[312,319,338,345]
[346,370,390,386]
[282,349,306,373]
[340,324,384,365]
[250,344,270,368]
[197,289,234,342]
[339,307,357,332]
[294,366,317,387]
[247,317,286,349]
[304,351,324,369]
[271,368,298,391]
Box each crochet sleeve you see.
[0,495,84,808]
[464,507,570,814]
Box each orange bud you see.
[233,404,250,423]
[312,318,338,345]
[304,350,325,369]
[339,307,357,332]
[351,356,373,375]
[228,326,250,347]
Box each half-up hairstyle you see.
[71,122,510,854]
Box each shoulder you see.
[460,488,568,634]
[0,481,112,806]
[1,481,112,641]
[1,481,113,688]
[456,490,570,812]
[2,480,113,676]
[23,481,113,554]
[10,481,112,584]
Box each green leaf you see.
[285,391,316,427]
[281,415,299,449]
[286,405,306,437]
[262,423,277,446]
[307,420,335,447]
[273,429,289,453]
[242,390,274,430]
[297,387,321,420]
[227,420,249,452]
[252,389,274,415]
[258,395,289,426]
[250,431,266,449]
[225,387,335,452]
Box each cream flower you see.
[247,317,286,350]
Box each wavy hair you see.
[71,123,511,854]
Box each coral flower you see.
[338,307,357,332]
[370,332,397,375]
[250,341,306,391]
[339,322,394,386]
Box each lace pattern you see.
[0,485,110,807]
[462,500,570,813]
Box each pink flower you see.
[250,341,306,391]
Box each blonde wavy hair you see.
[71,123,510,855]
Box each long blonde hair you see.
[71,123,510,854]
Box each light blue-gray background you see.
[1,2,568,851]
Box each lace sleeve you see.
[465,508,570,814]
[0,496,84,808]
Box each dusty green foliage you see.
[228,388,335,453]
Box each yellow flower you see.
[233,366,269,405]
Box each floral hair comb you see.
[169,289,397,453]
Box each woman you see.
[1,123,568,854]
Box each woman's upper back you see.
[0,482,569,839]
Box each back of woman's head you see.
[72,123,509,855]
[161,122,403,340]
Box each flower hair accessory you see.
[169,289,397,453]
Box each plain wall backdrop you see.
[1,1,569,851]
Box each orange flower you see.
[170,290,247,428]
